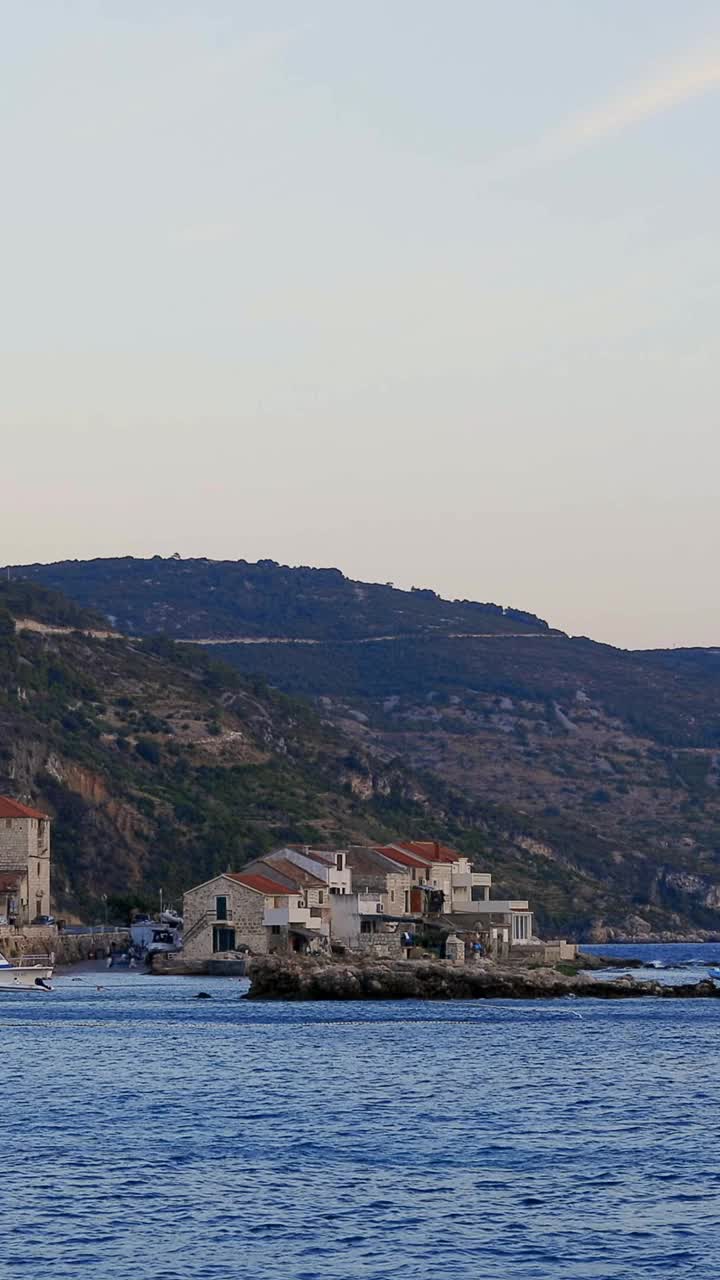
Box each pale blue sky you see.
[2,1,719,648]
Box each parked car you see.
[31,914,56,926]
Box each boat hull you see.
[0,965,54,991]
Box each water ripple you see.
[2,962,720,1278]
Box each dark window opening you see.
[213,926,236,952]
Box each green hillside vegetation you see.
[1,583,575,924]
[4,562,720,938]
[0,618,424,915]
[0,578,105,630]
[208,633,720,748]
[5,556,553,640]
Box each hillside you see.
[5,556,553,640]
[0,582,462,919]
[3,580,613,931]
[5,560,720,939]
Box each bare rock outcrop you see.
[246,954,720,1001]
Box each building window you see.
[390,890,395,902]
[336,854,343,871]
[4,819,10,829]
[360,920,373,933]
[271,925,281,935]
[215,895,228,921]
[213,926,236,953]
[318,890,324,904]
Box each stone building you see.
[182,868,323,961]
[242,855,331,944]
[329,892,404,957]
[345,846,413,915]
[182,836,538,965]
[374,841,494,914]
[268,846,352,896]
[0,797,51,926]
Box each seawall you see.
[0,928,130,965]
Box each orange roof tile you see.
[0,797,49,820]
[396,840,461,864]
[372,845,430,869]
[227,872,295,897]
[258,858,326,888]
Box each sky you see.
[2,1,719,650]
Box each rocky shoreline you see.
[246,954,720,1001]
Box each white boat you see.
[0,951,54,991]
[130,917,183,956]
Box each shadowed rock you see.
[246,954,720,1002]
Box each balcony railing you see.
[454,899,530,915]
[264,905,312,928]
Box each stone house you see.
[345,846,414,915]
[243,855,331,943]
[349,840,534,945]
[0,797,51,926]
[270,846,352,896]
[329,892,404,957]
[182,836,537,964]
[378,841,493,914]
[182,867,328,962]
[183,871,288,960]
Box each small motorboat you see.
[0,951,54,991]
[707,968,720,981]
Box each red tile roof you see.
[396,840,461,864]
[0,797,49,820]
[227,872,295,897]
[372,845,430,869]
[257,858,326,888]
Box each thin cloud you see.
[554,48,720,150]
[500,45,720,178]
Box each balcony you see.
[453,898,530,915]
[358,894,383,915]
[453,871,492,894]
[263,904,312,928]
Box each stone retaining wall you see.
[0,928,130,964]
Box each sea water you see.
[3,945,720,1279]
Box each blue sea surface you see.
[4,946,720,1280]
